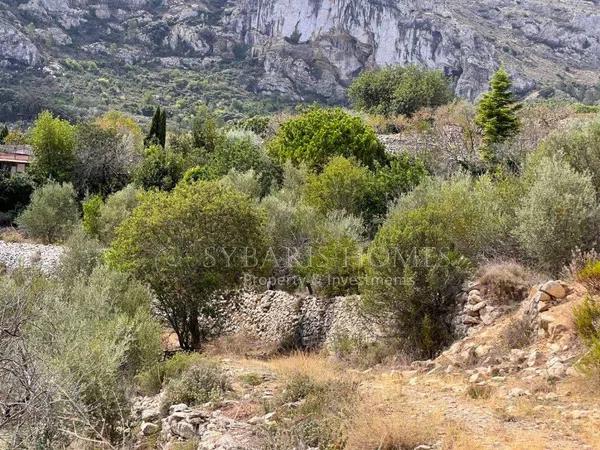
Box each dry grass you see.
[0,227,26,243]
[501,316,534,350]
[206,332,279,359]
[441,422,486,450]
[476,261,540,305]
[346,408,439,450]
[346,373,438,450]
[265,351,349,384]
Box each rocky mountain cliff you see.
[1,0,599,122]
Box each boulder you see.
[540,281,567,299]
[141,422,159,436]
[171,421,197,439]
[546,357,567,380]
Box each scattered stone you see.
[508,388,531,398]
[141,408,160,423]
[141,422,159,436]
[169,403,189,414]
[475,345,491,358]
[527,350,543,367]
[467,301,487,313]
[463,315,481,325]
[546,357,567,380]
[171,421,197,439]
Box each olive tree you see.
[106,181,268,350]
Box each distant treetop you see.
[348,65,454,117]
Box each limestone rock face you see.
[0,19,41,67]
[1,0,600,103]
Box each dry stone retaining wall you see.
[220,290,381,350]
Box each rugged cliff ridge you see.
[1,0,599,120]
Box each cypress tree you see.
[158,108,167,148]
[476,67,522,165]
[145,107,166,148]
[0,125,8,144]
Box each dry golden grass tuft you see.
[0,227,26,243]
[206,332,280,359]
[265,351,351,384]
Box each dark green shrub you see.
[348,65,453,117]
[73,123,133,197]
[573,296,600,377]
[106,181,268,350]
[136,352,205,395]
[161,361,230,412]
[0,171,35,225]
[82,194,103,236]
[576,260,600,294]
[361,198,472,358]
[133,144,185,191]
[268,107,387,171]
[536,119,600,190]
[515,156,598,271]
[17,181,79,243]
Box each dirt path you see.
[219,356,599,450]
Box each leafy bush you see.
[96,184,141,245]
[57,227,103,281]
[304,156,372,218]
[514,156,599,271]
[348,65,453,117]
[573,296,600,377]
[82,194,103,236]
[361,202,472,357]
[303,155,426,232]
[296,211,365,296]
[576,260,600,294]
[17,181,79,243]
[136,352,205,395]
[390,173,519,260]
[200,129,280,195]
[267,107,387,171]
[73,123,134,196]
[29,111,76,183]
[220,169,263,198]
[0,171,35,225]
[364,154,427,231]
[161,360,230,412]
[536,119,600,190]
[133,144,185,191]
[1,265,162,446]
[107,180,268,350]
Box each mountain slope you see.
[1,0,599,123]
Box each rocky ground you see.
[133,278,600,450]
[0,240,62,274]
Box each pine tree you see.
[476,67,522,164]
[144,107,166,148]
